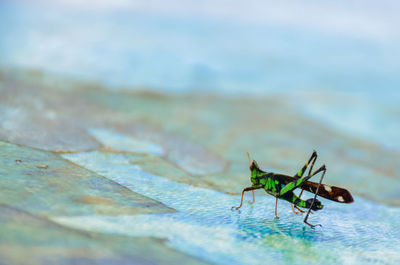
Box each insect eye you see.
[253,161,259,169]
[249,161,255,170]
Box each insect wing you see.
[277,174,354,203]
[302,181,354,203]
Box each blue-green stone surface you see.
[1,1,400,264]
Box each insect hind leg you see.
[295,150,318,178]
[291,151,319,209]
[304,165,326,227]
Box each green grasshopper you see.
[231,151,354,227]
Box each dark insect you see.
[231,150,354,227]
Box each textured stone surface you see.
[0,204,209,265]
[0,141,174,217]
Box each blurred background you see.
[1,1,400,264]
[1,0,400,147]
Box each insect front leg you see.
[275,197,280,219]
[304,165,326,227]
[231,185,262,210]
[248,190,255,204]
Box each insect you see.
[231,150,354,227]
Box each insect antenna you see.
[246,152,251,166]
